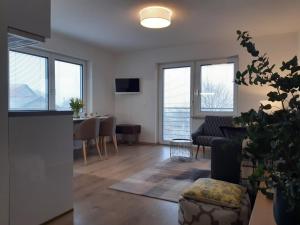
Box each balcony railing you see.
[163,107,191,141]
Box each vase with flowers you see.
[69,98,84,118]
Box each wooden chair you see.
[99,116,118,157]
[74,118,102,164]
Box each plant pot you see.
[273,188,300,225]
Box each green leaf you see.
[267,92,287,101]
[261,104,272,110]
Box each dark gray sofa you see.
[191,116,233,158]
[210,137,242,184]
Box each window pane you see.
[200,63,234,112]
[163,67,191,141]
[9,51,48,110]
[55,60,82,110]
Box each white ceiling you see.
[51,0,300,52]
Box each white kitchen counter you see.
[8,112,73,225]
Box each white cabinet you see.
[0,2,9,225]
[8,0,51,39]
[9,114,73,225]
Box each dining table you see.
[73,115,109,123]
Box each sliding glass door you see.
[159,63,192,143]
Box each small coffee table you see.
[169,139,193,160]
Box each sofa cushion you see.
[182,178,245,208]
[203,116,233,137]
[196,135,215,146]
[219,126,247,140]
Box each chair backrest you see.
[74,118,100,140]
[203,116,233,137]
[99,116,116,136]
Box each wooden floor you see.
[46,144,210,225]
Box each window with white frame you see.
[159,57,238,143]
[8,49,85,111]
[9,51,48,110]
[54,60,83,110]
[193,57,237,117]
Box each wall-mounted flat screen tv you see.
[115,78,140,93]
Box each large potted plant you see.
[234,30,300,225]
[69,97,84,118]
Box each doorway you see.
[159,63,192,144]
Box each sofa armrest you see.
[211,137,242,184]
[191,124,205,144]
[211,137,232,149]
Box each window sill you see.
[192,110,238,118]
[8,110,73,117]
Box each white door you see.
[159,63,192,144]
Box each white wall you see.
[28,31,298,145]
[36,33,115,115]
[114,32,298,143]
[0,0,9,224]
[298,32,300,58]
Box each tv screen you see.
[115,78,140,93]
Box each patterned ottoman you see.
[178,193,251,225]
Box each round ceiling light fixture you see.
[139,6,172,29]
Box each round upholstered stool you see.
[178,193,251,225]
